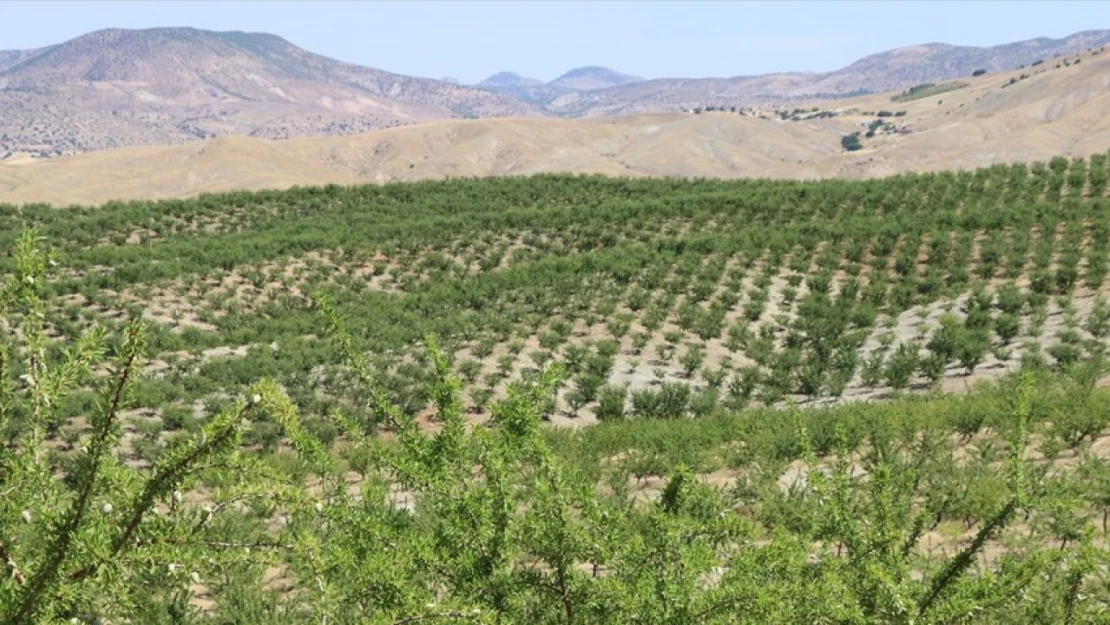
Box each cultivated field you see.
[3,158,1110,622]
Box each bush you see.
[995,313,1022,344]
[595,384,627,421]
[841,132,863,152]
[884,342,919,390]
[8,157,1110,623]
[631,382,691,419]
[956,330,991,374]
[680,344,706,378]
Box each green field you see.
[2,153,1110,623]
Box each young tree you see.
[679,344,706,379]
[956,330,991,375]
[595,384,628,422]
[884,342,920,390]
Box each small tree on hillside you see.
[841,132,863,152]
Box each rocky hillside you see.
[0,27,541,156]
[544,30,1110,116]
[0,47,52,72]
[2,27,1108,156]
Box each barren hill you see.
[4,45,1109,207]
[0,27,540,156]
[3,27,1109,159]
[548,31,1110,117]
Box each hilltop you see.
[0,27,541,156]
[548,65,644,91]
[545,30,1110,116]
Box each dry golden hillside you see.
[2,47,1109,207]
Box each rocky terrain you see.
[0,27,541,156]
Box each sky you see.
[2,1,1108,84]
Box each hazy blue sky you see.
[3,2,1107,83]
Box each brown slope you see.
[805,29,1110,95]
[0,114,845,205]
[547,30,1110,116]
[3,45,1110,207]
[0,28,543,156]
[759,48,1110,177]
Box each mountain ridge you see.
[0,27,542,156]
[473,66,643,106]
[1,26,1108,156]
[541,29,1110,116]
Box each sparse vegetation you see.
[892,81,968,103]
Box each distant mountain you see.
[3,26,1109,157]
[548,66,644,90]
[800,29,1110,95]
[478,71,544,88]
[475,65,643,107]
[474,71,561,104]
[0,27,541,155]
[543,29,1110,116]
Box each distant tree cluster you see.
[776,107,841,122]
[691,105,739,114]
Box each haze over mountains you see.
[476,66,644,107]
[2,26,1109,158]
